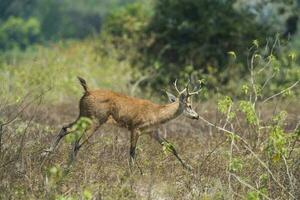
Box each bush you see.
[0,40,133,104]
[101,0,299,95]
[135,0,275,90]
[100,2,152,61]
[0,16,41,50]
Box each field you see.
[1,1,300,199]
[0,41,299,200]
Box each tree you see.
[0,17,41,50]
[136,0,276,90]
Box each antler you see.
[185,79,191,95]
[173,78,202,96]
[173,79,187,94]
[187,80,203,96]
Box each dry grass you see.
[0,94,299,200]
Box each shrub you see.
[101,0,299,95]
[100,2,152,62]
[134,0,277,90]
[0,16,41,50]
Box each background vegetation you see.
[0,0,299,199]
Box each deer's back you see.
[79,89,161,128]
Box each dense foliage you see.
[0,0,299,199]
[0,0,135,50]
[142,0,268,85]
[0,39,299,199]
[102,0,299,92]
[0,16,41,50]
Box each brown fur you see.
[79,88,182,131]
[48,77,198,170]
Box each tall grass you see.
[0,38,299,199]
[0,39,133,103]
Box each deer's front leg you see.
[129,129,140,167]
[152,129,192,171]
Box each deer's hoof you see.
[183,163,193,172]
[41,148,53,156]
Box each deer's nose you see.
[193,115,199,120]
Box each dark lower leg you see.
[41,123,74,167]
[129,130,139,168]
[76,124,100,148]
[152,130,190,170]
[69,121,99,162]
[129,146,136,164]
[70,139,81,162]
[129,143,143,174]
[47,121,77,153]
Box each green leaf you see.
[252,39,259,48]
[162,141,174,155]
[229,158,243,172]
[83,189,93,200]
[227,51,236,59]
[247,191,260,200]
[288,52,296,61]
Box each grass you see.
[0,39,299,199]
[0,96,299,199]
[0,39,133,104]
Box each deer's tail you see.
[77,76,89,93]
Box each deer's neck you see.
[156,101,183,124]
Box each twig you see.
[130,75,150,96]
[270,34,279,56]
[240,141,295,199]
[0,88,50,151]
[198,115,296,199]
[230,173,272,200]
[249,51,258,106]
[261,73,276,91]
[1,87,50,127]
[223,104,233,129]
[262,81,299,103]
[227,133,234,197]
[288,123,300,159]
[0,116,34,169]
[198,138,227,173]
[282,155,295,196]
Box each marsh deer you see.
[47,77,201,169]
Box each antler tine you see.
[188,89,202,95]
[173,79,181,94]
[188,80,202,95]
[174,78,200,95]
[185,78,191,95]
[173,79,187,94]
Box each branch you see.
[130,75,150,96]
[230,173,272,200]
[262,80,299,103]
[198,114,296,199]
[1,87,50,127]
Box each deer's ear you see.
[166,91,176,102]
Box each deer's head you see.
[166,79,202,120]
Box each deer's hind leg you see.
[70,113,110,162]
[41,120,79,167]
[129,129,139,164]
[128,129,145,175]
[70,119,100,161]
[47,120,79,153]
